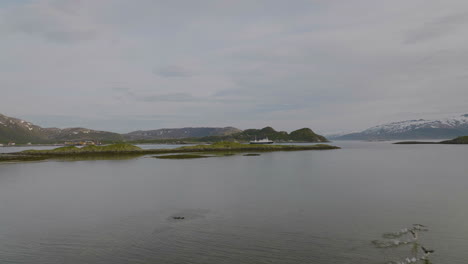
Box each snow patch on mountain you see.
[362,114,468,135]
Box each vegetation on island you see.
[176,141,337,151]
[440,136,468,144]
[197,127,328,143]
[1,142,340,163]
[394,136,468,145]
[22,143,142,154]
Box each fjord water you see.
[0,142,467,263]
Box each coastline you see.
[394,136,468,145]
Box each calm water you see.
[0,141,467,263]
[0,144,193,153]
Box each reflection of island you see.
[0,142,340,163]
[394,136,468,145]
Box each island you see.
[394,136,468,145]
[0,142,340,162]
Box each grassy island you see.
[394,136,468,145]
[0,142,340,163]
[440,136,468,144]
[22,143,143,154]
[176,141,338,151]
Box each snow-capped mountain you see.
[334,114,468,140]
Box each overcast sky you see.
[2,0,468,134]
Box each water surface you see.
[0,141,467,263]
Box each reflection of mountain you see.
[333,114,468,140]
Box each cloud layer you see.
[2,0,468,133]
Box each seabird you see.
[421,246,435,255]
[409,230,418,241]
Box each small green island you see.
[0,142,340,162]
[394,136,468,145]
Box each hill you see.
[0,114,48,143]
[440,136,468,144]
[123,127,241,141]
[333,114,468,140]
[199,126,328,143]
[0,113,122,144]
[44,127,123,142]
[0,113,328,144]
[394,136,468,145]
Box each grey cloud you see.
[137,93,198,103]
[2,1,99,43]
[253,104,305,113]
[42,30,96,43]
[3,0,468,133]
[111,87,130,92]
[155,65,192,78]
[137,92,243,104]
[405,12,468,44]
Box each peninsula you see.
[394,136,468,145]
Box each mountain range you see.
[0,113,327,144]
[195,126,328,143]
[0,113,123,144]
[332,114,468,140]
[124,127,241,141]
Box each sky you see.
[2,0,468,134]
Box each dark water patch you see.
[0,154,47,162]
[154,154,212,159]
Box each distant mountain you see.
[200,126,328,142]
[0,113,122,144]
[333,114,468,140]
[44,127,123,142]
[123,127,241,141]
[0,113,327,144]
[0,114,48,143]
